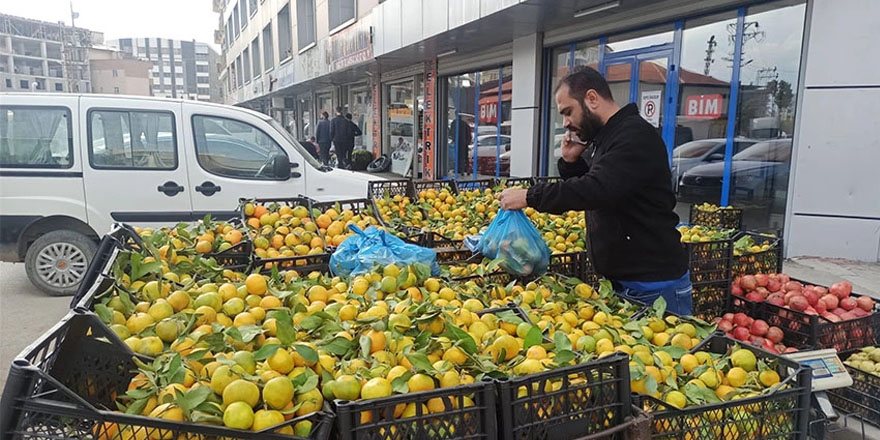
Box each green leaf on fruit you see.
[523,326,543,350]
[253,344,282,361]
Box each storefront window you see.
[546,41,599,176]
[297,95,312,140]
[444,73,476,179]
[349,85,373,153]
[606,26,673,53]
[730,0,806,233]
[673,12,738,218]
[316,92,333,120]
[385,81,416,176]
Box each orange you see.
[252,205,269,219]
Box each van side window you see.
[0,106,73,168]
[192,115,288,180]
[89,110,177,169]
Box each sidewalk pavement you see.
[783,257,880,299]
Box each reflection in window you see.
[385,81,415,176]
[606,26,673,53]
[547,42,598,176]
[731,1,806,233]
[192,115,287,179]
[90,110,176,169]
[0,107,72,168]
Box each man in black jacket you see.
[330,107,356,169]
[499,67,691,315]
[315,112,332,165]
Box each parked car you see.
[0,93,380,296]
[468,134,511,176]
[677,138,793,205]
[671,138,757,191]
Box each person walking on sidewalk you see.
[315,112,332,165]
[330,106,357,169]
[497,67,691,315]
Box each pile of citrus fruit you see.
[242,201,326,268]
[677,225,736,243]
[312,202,384,247]
[83,218,797,438]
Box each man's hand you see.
[561,131,588,163]
[498,188,528,210]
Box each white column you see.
[509,33,542,178]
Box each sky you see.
[2,0,219,51]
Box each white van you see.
[0,93,379,296]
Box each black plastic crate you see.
[367,178,415,200]
[452,252,594,286]
[826,349,880,427]
[495,177,535,188]
[729,279,880,352]
[496,352,632,440]
[0,311,334,440]
[639,335,812,440]
[206,239,253,270]
[691,279,732,321]
[436,247,481,266]
[421,231,466,249]
[257,253,332,274]
[333,379,497,440]
[685,236,733,284]
[412,179,458,196]
[240,197,329,270]
[688,205,744,230]
[368,194,425,245]
[455,179,496,192]
[731,231,784,278]
[533,177,562,185]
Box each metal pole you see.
[495,66,503,178]
[473,71,480,178]
[721,7,746,206]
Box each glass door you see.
[384,79,416,177]
[603,48,676,159]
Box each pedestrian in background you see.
[315,112,332,165]
[330,106,356,169]
[303,136,320,160]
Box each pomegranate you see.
[755,287,770,298]
[804,307,817,315]
[741,275,757,291]
[762,338,778,352]
[767,293,785,307]
[750,336,766,346]
[767,278,782,293]
[778,273,791,284]
[840,297,857,311]
[851,308,869,318]
[734,313,752,328]
[750,319,769,336]
[814,300,827,315]
[856,296,874,312]
[830,281,853,299]
[814,286,828,296]
[789,296,808,312]
[755,274,769,287]
[822,312,841,323]
[717,320,734,332]
[831,308,847,316]
[821,294,839,310]
[766,327,784,343]
[732,285,744,296]
[745,292,765,303]
[723,313,735,322]
[733,327,751,341]
[784,281,803,292]
[803,290,819,307]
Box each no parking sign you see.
[640,90,661,127]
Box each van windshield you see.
[267,118,325,170]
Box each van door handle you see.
[157,181,184,196]
[195,181,221,196]
[291,171,302,178]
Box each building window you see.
[328,0,356,32]
[240,0,248,29]
[197,65,210,73]
[251,38,261,77]
[112,69,119,77]
[5,79,12,88]
[192,115,288,180]
[20,80,29,89]
[262,23,274,71]
[233,4,241,39]
[55,82,63,91]
[296,0,316,51]
[277,4,293,60]
[227,16,234,46]
[243,47,252,83]
[114,87,120,94]
[0,106,73,168]
[249,0,258,16]
[197,77,209,84]
[89,110,177,169]
[235,55,243,87]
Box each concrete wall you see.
[89,59,153,96]
[785,0,880,262]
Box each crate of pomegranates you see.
[729,273,880,352]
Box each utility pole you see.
[724,21,764,71]
[703,35,717,76]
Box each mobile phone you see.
[568,130,589,146]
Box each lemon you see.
[361,377,392,400]
[726,367,748,387]
[223,401,254,429]
[263,376,295,410]
[665,391,687,409]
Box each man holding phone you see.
[498,67,691,315]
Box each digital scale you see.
[783,349,853,421]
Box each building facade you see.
[88,45,153,96]
[109,37,222,102]
[217,0,880,262]
[0,13,95,94]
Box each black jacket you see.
[330,115,356,146]
[526,103,687,282]
[316,119,332,144]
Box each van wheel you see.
[25,230,98,297]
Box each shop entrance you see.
[602,45,676,159]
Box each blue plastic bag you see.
[329,225,440,278]
[475,209,550,277]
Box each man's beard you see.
[570,100,604,144]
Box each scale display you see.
[783,349,852,391]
